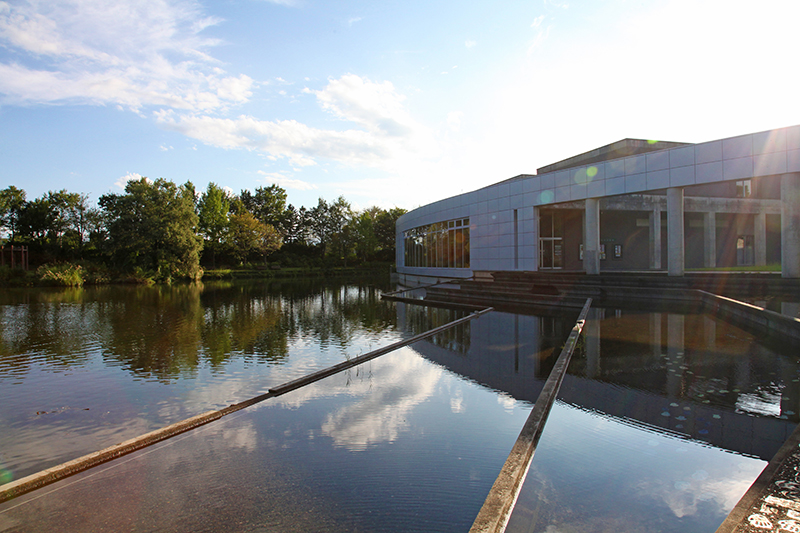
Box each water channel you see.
[0,278,797,532]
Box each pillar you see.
[666,313,685,399]
[704,211,716,268]
[584,198,600,275]
[531,206,540,271]
[650,205,662,269]
[755,212,767,266]
[585,308,601,379]
[782,173,800,278]
[667,187,684,276]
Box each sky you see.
[1,0,799,212]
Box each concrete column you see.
[667,187,685,276]
[704,211,716,268]
[755,212,767,266]
[584,198,600,275]
[782,173,800,278]
[650,205,662,269]
[531,206,540,271]
[585,308,601,379]
[666,313,685,399]
[704,315,716,351]
[782,302,800,319]
[651,311,662,359]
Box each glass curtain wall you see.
[404,218,470,268]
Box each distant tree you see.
[197,183,230,268]
[227,211,282,265]
[99,178,202,281]
[280,204,311,245]
[17,196,51,245]
[240,185,287,228]
[0,186,26,242]
[374,207,407,260]
[351,211,378,262]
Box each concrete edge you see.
[714,422,800,532]
[469,298,592,533]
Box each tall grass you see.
[37,263,85,287]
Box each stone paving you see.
[717,424,800,533]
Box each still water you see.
[0,280,797,532]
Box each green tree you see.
[351,211,378,262]
[17,195,52,245]
[197,183,230,269]
[280,204,311,245]
[240,185,287,228]
[310,196,352,262]
[0,186,26,242]
[99,178,202,281]
[227,211,282,265]
[374,207,407,261]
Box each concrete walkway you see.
[716,423,800,532]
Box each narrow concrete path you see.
[716,423,800,533]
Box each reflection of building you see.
[398,303,798,460]
[397,126,800,283]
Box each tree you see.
[281,205,311,245]
[240,185,287,228]
[0,186,26,242]
[227,211,282,265]
[351,211,378,262]
[374,207,407,260]
[197,183,230,268]
[310,196,353,262]
[99,178,202,281]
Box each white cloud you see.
[348,16,362,26]
[257,171,318,191]
[447,110,463,131]
[156,74,439,173]
[464,40,476,48]
[114,172,146,190]
[0,0,252,111]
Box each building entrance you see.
[539,211,564,269]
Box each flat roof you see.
[537,138,691,174]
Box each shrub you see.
[37,263,85,287]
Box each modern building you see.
[396,125,800,285]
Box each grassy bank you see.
[0,262,395,288]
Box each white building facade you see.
[396,125,800,285]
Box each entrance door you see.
[540,239,563,269]
[737,235,754,266]
[539,211,563,269]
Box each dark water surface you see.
[0,281,798,532]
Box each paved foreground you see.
[717,423,800,532]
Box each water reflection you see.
[0,279,401,480]
[2,290,799,532]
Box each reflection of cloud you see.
[635,461,763,519]
[497,392,518,413]
[450,389,464,413]
[319,351,442,450]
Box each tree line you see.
[0,179,406,282]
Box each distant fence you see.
[0,245,29,270]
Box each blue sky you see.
[1,0,799,211]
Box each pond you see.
[0,279,797,532]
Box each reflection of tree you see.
[98,284,205,380]
[0,288,94,379]
[403,305,471,354]
[0,279,398,383]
